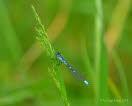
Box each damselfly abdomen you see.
[56,52,90,86]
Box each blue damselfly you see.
[56,52,90,86]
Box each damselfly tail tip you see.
[84,80,90,86]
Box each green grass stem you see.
[32,6,69,106]
[94,0,108,106]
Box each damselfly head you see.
[56,52,61,55]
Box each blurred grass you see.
[105,0,131,53]
[112,51,129,98]
[0,0,131,106]
[111,51,129,106]
[0,0,22,64]
[94,0,108,106]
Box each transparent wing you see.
[69,68,90,86]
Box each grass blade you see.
[94,0,108,105]
[105,0,131,53]
[0,1,22,63]
[112,51,129,99]
[81,37,96,94]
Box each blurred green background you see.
[0,0,132,106]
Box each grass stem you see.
[94,0,108,105]
[32,6,69,106]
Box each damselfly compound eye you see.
[56,52,61,55]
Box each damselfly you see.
[56,52,90,86]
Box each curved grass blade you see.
[0,1,22,64]
[112,51,129,101]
